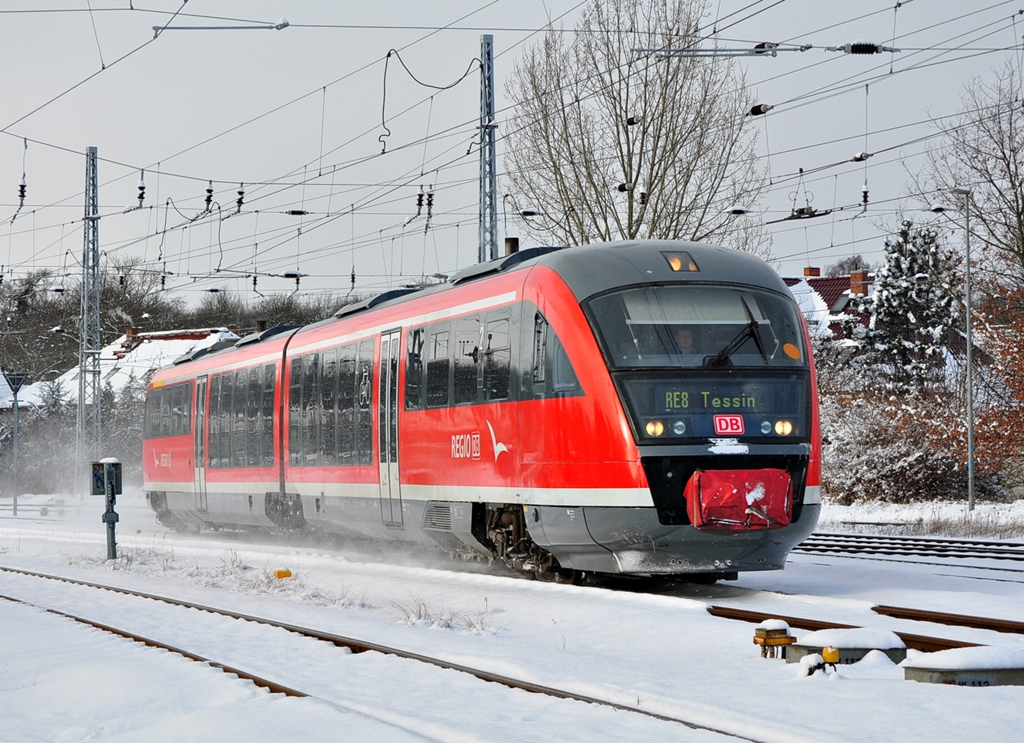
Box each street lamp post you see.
[951,185,975,511]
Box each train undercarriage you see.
[145,488,810,583]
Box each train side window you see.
[302,353,321,466]
[405,327,425,411]
[246,366,261,467]
[356,339,374,465]
[145,383,193,439]
[262,364,276,467]
[454,316,481,405]
[183,382,193,434]
[321,348,338,465]
[208,376,221,467]
[549,334,581,394]
[232,369,247,468]
[483,312,511,401]
[144,388,161,437]
[164,387,176,435]
[339,343,356,464]
[288,357,302,466]
[143,389,154,436]
[159,388,172,436]
[532,313,547,385]
[220,372,234,468]
[426,326,450,408]
[170,384,187,436]
[531,312,581,397]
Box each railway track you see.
[794,532,1024,563]
[4,564,1016,668]
[0,592,307,697]
[4,563,1021,741]
[703,606,1022,652]
[0,565,765,742]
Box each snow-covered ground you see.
[2,491,1023,742]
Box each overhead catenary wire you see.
[1,1,1020,292]
[0,1,190,136]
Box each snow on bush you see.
[820,392,987,504]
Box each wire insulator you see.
[205,180,214,209]
[236,183,245,212]
[18,175,26,203]
[849,42,881,54]
[749,103,774,116]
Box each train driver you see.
[674,326,697,354]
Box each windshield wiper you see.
[707,296,769,366]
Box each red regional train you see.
[144,240,820,580]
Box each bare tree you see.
[916,62,1024,286]
[824,254,872,278]
[503,0,770,259]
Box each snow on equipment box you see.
[904,647,1024,686]
[787,628,907,665]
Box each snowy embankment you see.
[818,500,1024,538]
[1,489,1023,742]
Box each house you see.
[0,327,240,414]
[784,267,875,340]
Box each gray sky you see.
[728,0,1016,275]
[0,0,1017,305]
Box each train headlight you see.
[761,421,772,434]
[661,250,700,272]
[672,420,686,435]
[646,420,665,436]
[774,420,793,435]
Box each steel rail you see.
[795,533,1024,563]
[0,593,306,697]
[0,565,765,742]
[706,606,979,653]
[810,533,1024,549]
[872,605,1024,635]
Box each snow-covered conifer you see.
[851,221,960,393]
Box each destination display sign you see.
[620,375,811,440]
[654,382,779,414]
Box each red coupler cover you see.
[685,468,792,530]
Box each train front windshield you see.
[586,285,811,442]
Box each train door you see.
[378,330,403,526]
[194,376,208,511]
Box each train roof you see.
[156,241,789,375]
[537,240,789,300]
[320,240,788,322]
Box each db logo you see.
[714,415,745,435]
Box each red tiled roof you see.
[807,276,852,312]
